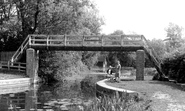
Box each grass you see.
[65,69,153,111]
[130,68,156,76]
[105,75,185,104]
[67,93,152,111]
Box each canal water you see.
[0,74,106,111]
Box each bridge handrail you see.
[141,35,161,63]
[11,35,30,62]
[29,34,144,47]
[141,35,165,77]
[0,61,26,72]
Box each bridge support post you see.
[26,48,39,84]
[136,50,145,80]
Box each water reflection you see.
[0,76,99,111]
[0,84,38,111]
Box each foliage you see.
[106,51,136,67]
[82,51,100,69]
[148,39,167,58]
[162,44,185,83]
[39,51,89,82]
[80,76,96,97]
[110,30,124,35]
[84,94,151,111]
[164,22,184,51]
[38,0,103,35]
[22,0,103,82]
[0,0,42,50]
[104,30,135,67]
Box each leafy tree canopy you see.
[0,0,104,82]
[164,22,184,50]
[148,39,166,58]
[110,30,124,35]
[0,0,104,51]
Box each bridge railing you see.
[29,34,144,47]
[140,35,164,76]
[141,35,161,63]
[0,61,26,72]
[11,35,30,62]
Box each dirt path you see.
[151,91,185,111]
[106,76,185,111]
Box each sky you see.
[93,0,185,40]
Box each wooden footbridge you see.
[0,34,164,83]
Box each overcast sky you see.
[93,0,185,40]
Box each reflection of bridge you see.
[0,84,40,111]
[1,34,164,83]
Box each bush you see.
[39,51,89,83]
[161,45,185,83]
[80,76,97,97]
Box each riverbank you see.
[0,70,27,80]
[105,75,185,111]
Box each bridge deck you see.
[30,45,144,51]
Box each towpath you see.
[106,76,185,111]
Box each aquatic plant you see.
[83,94,152,111]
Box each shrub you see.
[80,76,97,97]
[161,44,185,83]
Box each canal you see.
[0,73,106,111]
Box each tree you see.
[148,39,167,58]
[103,30,136,67]
[0,0,104,82]
[0,0,41,50]
[164,22,184,51]
[37,0,103,82]
[110,30,124,35]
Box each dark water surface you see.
[0,74,105,111]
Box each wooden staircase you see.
[141,36,165,77]
[10,35,30,63]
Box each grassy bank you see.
[105,75,185,111]
[0,70,27,80]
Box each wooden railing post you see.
[18,62,20,72]
[64,35,66,46]
[29,35,32,45]
[101,35,104,47]
[46,35,49,46]
[121,35,124,46]
[8,61,10,70]
[33,35,35,44]
[82,35,85,46]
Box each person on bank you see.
[106,65,113,77]
[115,61,121,82]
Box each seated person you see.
[106,66,114,79]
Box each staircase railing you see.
[0,61,26,72]
[141,35,161,63]
[141,35,165,77]
[10,35,30,62]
